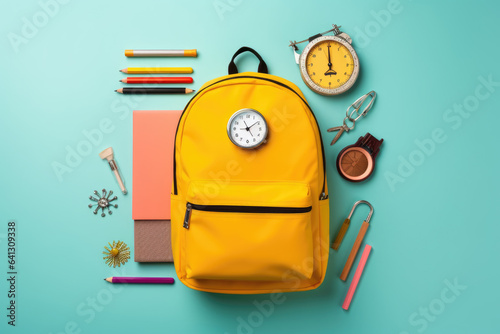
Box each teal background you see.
[1,0,498,333]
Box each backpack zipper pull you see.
[183,203,192,229]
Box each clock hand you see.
[324,44,337,76]
[243,121,253,136]
[248,121,259,128]
[327,44,332,69]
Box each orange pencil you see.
[120,67,193,74]
[124,49,197,57]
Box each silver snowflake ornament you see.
[88,189,118,217]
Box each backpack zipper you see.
[173,75,327,199]
[183,202,312,229]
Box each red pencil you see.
[120,77,193,84]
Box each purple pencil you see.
[104,277,175,284]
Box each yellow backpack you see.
[171,47,330,294]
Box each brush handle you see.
[108,160,127,194]
[113,169,127,195]
[340,221,369,281]
[332,218,350,250]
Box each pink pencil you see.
[342,244,372,310]
[104,277,174,284]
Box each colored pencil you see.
[120,67,193,74]
[125,49,197,57]
[115,88,194,95]
[104,277,175,284]
[120,77,193,84]
[342,245,372,310]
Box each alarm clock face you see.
[300,35,359,95]
[227,108,268,149]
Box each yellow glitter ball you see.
[103,240,130,268]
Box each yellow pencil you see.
[120,67,193,74]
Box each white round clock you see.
[227,108,268,149]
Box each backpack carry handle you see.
[228,47,269,75]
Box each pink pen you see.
[342,244,372,310]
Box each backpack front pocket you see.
[182,181,314,281]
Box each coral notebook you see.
[133,110,181,262]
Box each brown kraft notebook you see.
[134,220,173,262]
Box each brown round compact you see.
[336,133,383,182]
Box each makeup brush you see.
[99,147,127,195]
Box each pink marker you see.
[342,244,372,310]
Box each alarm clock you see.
[290,24,360,96]
[227,108,268,149]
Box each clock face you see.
[227,109,268,149]
[337,147,373,182]
[300,35,359,96]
